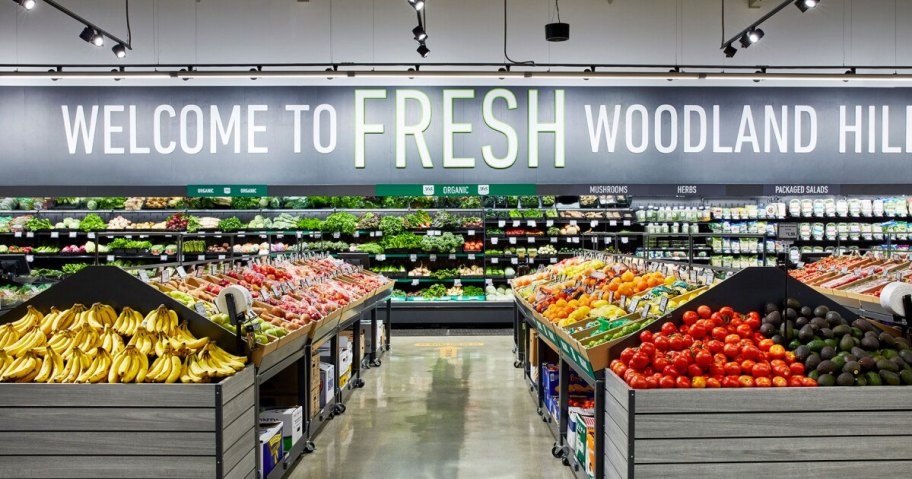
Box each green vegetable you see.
[62,263,91,274]
[25,217,53,231]
[218,217,244,232]
[423,284,448,298]
[378,216,405,236]
[381,233,422,250]
[230,197,261,209]
[296,218,323,231]
[353,243,384,254]
[356,213,380,230]
[186,216,202,233]
[322,212,358,234]
[79,214,106,232]
[403,210,432,229]
[420,232,464,253]
[462,286,484,296]
[458,197,482,209]
[431,211,459,229]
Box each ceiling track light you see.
[407,0,424,12]
[12,0,36,10]
[545,0,569,42]
[112,43,127,59]
[740,28,764,47]
[417,42,430,58]
[795,0,819,13]
[723,44,737,58]
[412,24,427,42]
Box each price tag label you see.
[528,257,535,264]
[124,235,133,239]
[619,295,627,309]
[429,254,437,262]
[194,302,208,316]
[375,231,383,237]
[468,229,475,236]
[570,220,577,226]
[454,279,462,287]
[608,291,615,303]
[640,307,650,320]
[208,263,217,275]
[628,297,642,314]
[528,237,535,244]
[106,255,115,262]
[25,254,33,262]
[621,237,629,244]
[139,234,148,239]
[491,257,499,264]
[260,288,270,299]
[162,269,171,283]
[332,232,340,239]
[87,232,95,239]
[590,220,599,227]
[160,255,168,261]
[69,231,78,238]
[509,237,517,244]
[566,237,573,243]
[527,220,537,227]
[659,296,670,314]
[704,271,715,285]
[550,237,558,243]
[195,255,205,261]
[218,254,226,260]
[512,220,521,227]
[491,237,499,245]
[295,231,303,239]
[467,254,475,260]
[550,257,557,264]
[609,220,618,226]
[485,278,493,285]
[50,231,59,238]
[449,253,457,260]
[546,220,554,227]
[138,270,150,283]
[409,254,417,262]
[572,237,579,244]
[272,285,282,297]
[25,231,34,238]
[376,254,386,261]
[176,266,187,278]
[411,279,419,286]
[511,257,519,265]
[13,231,21,238]
[623,220,631,226]
[498,220,506,227]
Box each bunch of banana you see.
[38,307,61,335]
[164,323,209,353]
[186,343,246,381]
[99,326,125,355]
[0,350,42,382]
[67,324,100,357]
[180,354,209,383]
[0,350,13,376]
[127,328,158,356]
[50,304,85,331]
[144,347,183,383]
[112,307,142,336]
[10,306,43,335]
[33,346,64,383]
[3,328,47,357]
[0,324,20,349]
[47,329,75,355]
[75,349,112,383]
[53,348,92,383]
[109,345,148,383]
[143,305,179,336]
[64,304,91,330]
[87,303,117,329]
[205,343,247,372]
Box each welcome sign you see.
[1,86,911,189]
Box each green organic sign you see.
[375,184,536,197]
[187,185,267,197]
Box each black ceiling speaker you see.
[545,22,569,42]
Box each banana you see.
[134,349,149,383]
[108,348,129,383]
[129,310,143,336]
[4,329,46,357]
[146,355,167,382]
[50,307,76,332]
[209,345,246,371]
[38,307,60,335]
[60,353,85,383]
[64,304,89,331]
[2,352,39,382]
[10,306,42,335]
[188,354,208,378]
[0,324,19,349]
[0,350,13,377]
[16,356,42,383]
[142,308,158,332]
[33,348,57,383]
[167,309,179,335]
[86,350,112,383]
[121,351,140,383]
[165,355,182,383]
[182,336,209,351]
[48,330,74,355]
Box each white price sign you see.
[512,220,521,227]
[498,220,506,227]
[509,237,517,244]
[491,237,499,245]
[528,237,535,244]
[527,220,536,227]
[25,232,33,238]
[550,237,558,243]
[590,220,599,227]
[50,231,59,238]
[106,255,115,262]
[491,257,499,264]
[468,230,475,236]
[69,231,78,238]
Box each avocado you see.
[826,311,845,326]
[808,370,820,381]
[899,349,912,367]
[850,347,869,359]
[816,360,836,375]
[796,317,810,329]
[765,311,782,327]
[852,318,874,332]
[839,335,855,352]
[891,356,906,371]
[771,334,784,345]
[805,353,822,372]
[819,328,834,340]
[794,345,811,362]
[800,306,813,318]
[850,327,864,339]
[831,356,846,372]
[832,325,851,337]
[876,359,900,373]
[824,338,838,348]
[817,373,835,386]
[785,308,798,321]
[798,325,815,343]
[780,321,795,341]
[859,356,877,372]
[844,355,858,363]
[883,349,899,360]
[814,305,830,318]
[807,339,826,353]
[786,298,802,310]
[880,370,901,386]
[820,346,836,360]
[879,332,897,348]
[895,338,910,350]
[855,376,868,386]
[836,372,856,386]
[788,339,802,350]
[759,323,776,337]
[865,371,883,386]
[843,361,861,375]
[901,369,912,385]
[860,336,880,351]
[809,317,827,331]
[765,302,779,314]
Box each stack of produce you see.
[0,304,246,383]
[789,255,911,298]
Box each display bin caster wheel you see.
[354,378,366,388]
[551,445,562,458]
[328,412,335,420]
[513,360,522,368]
[562,457,570,466]
[303,442,316,454]
[371,359,382,367]
[332,403,346,415]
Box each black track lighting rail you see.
[722,0,792,51]
[43,0,132,50]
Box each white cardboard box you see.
[319,362,335,408]
[258,422,284,478]
[260,407,303,451]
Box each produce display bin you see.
[605,267,912,479]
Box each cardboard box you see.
[319,363,335,408]
[529,329,539,367]
[574,414,595,475]
[258,421,284,478]
[339,349,353,377]
[339,370,350,389]
[260,407,303,452]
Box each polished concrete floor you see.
[289,336,574,479]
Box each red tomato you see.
[741,346,761,361]
[639,330,654,343]
[748,311,761,322]
[768,344,786,359]
[724,334,741,345]
[746,316,761,331]
[789,362,805,376]
[711,327,728,342]
[682,310,699,326]
[751,362,771,378]
[770,359,787,368]
[687,364,704,377]
[630,375,648,389]
[620,347,636,364]
[710,312,724,327]
[653,356,670,371]
[645,376,658,389]
[662,365,679,378]
[713,353,727,364]
[772,376,788,387]
[772,364,791,378]
[710,363,726,377]
[722,376,741,388]
[731,317,744,328]
[659,375,675,388]
[755,377,772,387]
[679,325,690,335]
[788,376,805,387]
[694,350,714,367]
[723,343,741,359]
[723,362,741,376]
[738,375,755,388]
[629,352,650,370]
[673,355,690,373]
[654,336,670,351]
[669,336,685,351]
[719,306,735,318]
[802,377,817,387]
[612,363,627,377]
[706,377,722,388]
[691,376,707,388]
[707,340,725,355]
[661,322,677,336]
[624,369,638,382]
[758,339,774,352]
[639,342,656,357]
[681,335,694,349]
[736,323,753,338]
[697,305,712,319]
[689,324,707,340]
[784,351,797,364]
[675,376,691,388]
[740,359,756,372]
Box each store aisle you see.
[289,335,573,479]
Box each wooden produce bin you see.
[605,268,912,479]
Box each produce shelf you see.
[394,277,486,283]
[367,253,482,258]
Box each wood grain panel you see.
[224,448,256,479]
[0,407,213,432]
[223,386,255,426]
[0,456,214,478]
[0,383,214,408]
[0,432,213,456]
[634,460,912,479]
[635,386,912,413]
